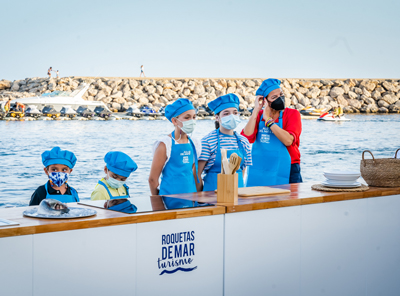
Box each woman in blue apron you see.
[91,151,138,200]
[198,94,252,191]
[242,79,302,186]
[29,147,80,206]
[148,98,201,209]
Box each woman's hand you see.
[262,101,272,121]
[254,95,264,112]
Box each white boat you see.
[3,83,111,112]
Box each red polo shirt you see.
[240,108,302,164]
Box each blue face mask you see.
[108,200,137,214]
[107,174,126,189]
[221,114,241,130]
[48,172,69,187]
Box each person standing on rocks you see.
[140,65,146,77]
[56,70,60,79]
[241,78,302,186]
[47,67,53,78]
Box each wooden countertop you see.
[0,201,225,238]
[163,183,400,213]
[1,183,399,238]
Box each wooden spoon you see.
[232,156,242,174]
[229,153,239,175]
[221,149,230,174]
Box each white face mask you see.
[220,114,241,130]
[177,119,196,134]
[106,173,125,189]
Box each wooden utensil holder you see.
[217,173,238,203]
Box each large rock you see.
[227,80,236,87]
[330,87,345,98]
[360,80,376,92]
[129,80,138,89]
[156,86,163,95]
[193,85,205,95]
[378,107,389,113]
[145,85,156,94]
[291,96,298,105]
[11,81,20,91]
[139,97,149,105]
[95,91,107,101]
[100,97,112,104]
[320,89,330,97]
[306,87,320,99]
[298,87,308,94]
[348,99,362,109]
[371,90,381,100]
[310,98,320,107]
[336,95,349,106]
[378,100,389,108]
[382,81,395,92]
[348,91,358,100]
[244,80,255,87]
[299,96,310,107]
[382,94,398,105]
[110,91,123,98]
[113,97,126,104]
[320,96,330,105]
[88,88,98,97]
[298,80,313,88]
[0,79,11,90]
[295,103,305,110]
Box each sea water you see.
[0,114,399,208]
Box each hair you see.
[214,112,220,129]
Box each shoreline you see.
[1,77,399,114]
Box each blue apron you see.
[159,131,199,209]
[203,129,246,191]
[108,200,137,213]
[45,182,79,203]
[98,180,130,200]
[247,110,291,186]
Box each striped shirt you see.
[199,130,252,172]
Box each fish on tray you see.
[37,199,70,216]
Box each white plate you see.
[324,179,360,185]
[323,172,360,181]
[321,181,362,188]
[324,171,360,175]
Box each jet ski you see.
[94,106,113,119]
[60,106,77,119]
[42,105,61,119]
[317,112,351,121]
[300,107,326,117]
[25,105,42,119]
[240,107,251,117]
[126,104,144,118]
[76,105,96,119]
[140,105,158,117]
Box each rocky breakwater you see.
[0,77,400,113]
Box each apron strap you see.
[98,180,114,199]
[171,131,200,184]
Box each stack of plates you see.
[322,171,361,188]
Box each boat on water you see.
[3,83,111,112]
[25,105,42,118]
[300,106,327,117]
[60,106,77,119]
[126,104,144,118]
[317,112,351,121]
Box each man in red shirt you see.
[241,78,302,185]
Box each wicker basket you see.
[360,149,400,187]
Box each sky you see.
[1,0,399,81]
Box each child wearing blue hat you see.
[29,147,79,206]
[91,151,138,200]
[241,78,302,186]
[198,94,252,191]
[148,98,201,204]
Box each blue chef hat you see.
[208,93,240,115]
[256,79,281,98]
[165,98,195,122]
[104,151,138,178]
[42,147,77,169]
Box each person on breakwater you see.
[29,147,79,205]
[197,94,252,191]
[242,79,302,186]
[91,151,138,200]
[47,67,53,78]
[148,98,201,208]
[140,65,146,77]
[4,98,12,112]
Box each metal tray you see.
[23,207,97,219]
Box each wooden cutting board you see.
[237,186,290,197]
